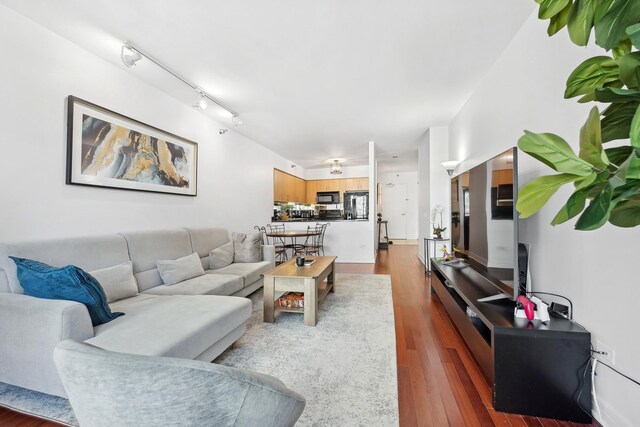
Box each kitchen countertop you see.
[273,219,370,222]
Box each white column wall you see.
[448,10,639,426]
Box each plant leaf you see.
[609,197,640,227]
[575,182,614,229]
[516,174,583,218]
[601,103,638,142]
[567,0,597,46]
[579,107,608,169]
[575,171,598,190]
[619,52,640,88]
[627,23,640,49]
[564,56,619,99]
[612,38,632,60]
[552,188,589,224]
[604,145,633,166]
[626,152,640,179]
[594,0,640,50]
[631,104,640,147]
[537,0,571,19]
[548,1,573,36]
[595,0,616,22]
[612,180,640,201]
[595,87,640,103]
[518,131,595,176]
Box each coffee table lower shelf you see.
[263,256,336,326]
[273,282,333,314]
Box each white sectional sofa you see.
[0,227,274,398]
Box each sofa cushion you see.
[0,235,131,294]
[209,242,234,269]
[157,252,205,286]
[185,228,232,270]
[142,274,243,296]
[209,261,271,287]
[232,232,262,263]
[120,230,194,292]
[10,257,123,326]
[89,262,138,303]
[88,295,252,360]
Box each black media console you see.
[430,259,592,423]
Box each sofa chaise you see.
[0,227,274,398]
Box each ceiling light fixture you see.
[232,114,243,127]
[121,44,142,68]
[330,160,343,175]
[441,160,460,176]
[194,91,207,110]
[121,41,240,124]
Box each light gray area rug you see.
[0,273,397,427]
[0,381,76,426]
[216,273,399,426]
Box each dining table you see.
[265,229,321,257]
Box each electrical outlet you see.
[595,340,615,365]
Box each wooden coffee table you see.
[263,256,336,326]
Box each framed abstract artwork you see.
[66,96,198,196]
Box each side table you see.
[423,237,450,276]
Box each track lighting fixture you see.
[121,41,241,123]
[121,45,142,68]
[194,92,207,110]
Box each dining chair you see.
[257,225,288,264]
[315,223,330,256]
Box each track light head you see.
[232,114,243,127]
[121,45,142,68]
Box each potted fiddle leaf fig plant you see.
[516,0,640,230]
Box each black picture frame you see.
[66,96,198,196]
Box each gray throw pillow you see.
[232,232,262,263]
[209,241,234,269]
[89,261,138,303]
[156,252,205,286]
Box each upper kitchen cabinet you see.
[344,177,369,191]
[306,180,317,204]
[316,179,340,192]
[274,169,305,203]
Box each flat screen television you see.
[449,147,522,301]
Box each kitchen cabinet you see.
[491,169,512,187]
[344,177,368,191]
[316,179,340,192]
[273,169,305,203]
[306,180,317,204]
[274,169,287,202]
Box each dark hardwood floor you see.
[0,244,597,426]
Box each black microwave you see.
[316,191,340,204]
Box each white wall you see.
[378,171,419,240]
[305,165,369,180]
[417,132,430,262]
[449,10,639,426]
[0,5,300,242]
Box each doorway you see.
[381,183,408,240]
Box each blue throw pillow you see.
[10,256,124,326]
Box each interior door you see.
[381,183,407,239]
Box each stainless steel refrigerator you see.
[344,191,369,220]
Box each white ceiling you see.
[2,0,534,172]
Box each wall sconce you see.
[441,160,460,176]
